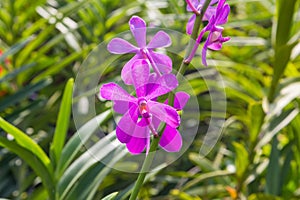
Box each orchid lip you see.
[138,98,151,118]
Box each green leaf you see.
[256,108,299,150]
[57,133,118,199]
[55,110,112,178]
[248,102,265,143]
[269,0,298,101]
[279,143,293,193]
[0,137,54,199]
[269,44,296,100]
[59,0,91,16]
[105,2,141,29]
[0,63,36,83]
[0,78,52,112]
[269,81,300,118]
[101,192,118,200]
[189,152,218,172]
[50,78,74,165]
[291,114,300,153]
[233,142,249,179]
[188,153,229,185]
[27,187,48,200]
[184,184,227,198]
[248,193,282,200]
[0,36,34,63]
[266,137,280,195]
[171,189,202,200]
[64,147,127,200]
[0,117,52,173]
[275,0,297,47]
[183,170,234,190]
[16,25,56,67]
[32,47,92,83]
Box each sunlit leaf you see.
[233,142,249,179]
[50,78,74,165]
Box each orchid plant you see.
[2,0,300,199]
[99,0,230,199]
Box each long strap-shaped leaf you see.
[57,133,118,199]
[55,109,112,178]
[0,79,52,112]
[0,137,54,199]
[50,78,74,165]
[0,117,52,173]
[64,147,127,200]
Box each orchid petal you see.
[208,31,221,43]
[211,0,219,5]
[217,0,226,11]
[147,31,172,49]
[148,101,180,128]
[217,4,230,25]
[107,38,138,54]
[148,73,158,83]
[186,14,196,35]
[203,7,217,21]
[146,74,178,100]
[208,41,222,50]
[152,115,161,130]
[164,92,190,110]
[126,123,149,154]
[205,15,216,31]
[186,0,199,12]
[129,16,147,48]
[121,54,143,85]
[149,51,172,74]
[207,31,229,50]
[174,92,190,110]
[116,105,138,143]
[137,117,150,127]
[202,43,208,66]
[199,0,206,4]
[131,59,150,97]
[126,136,147,155]
[113,101,133,114]
[159,125,182,152]
[100,83,136,102]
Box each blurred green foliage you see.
[0,0,300,199]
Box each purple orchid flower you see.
[201,29,230,66]
[186,0,230,66]
[186,0,219,35]
[107,16,172,85]
[100,59,185,154]
[201,0,230,65]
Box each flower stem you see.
[129,135,160,200]
[129,1,212,199]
